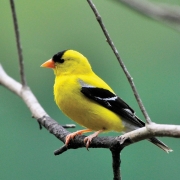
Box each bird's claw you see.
[65,132,81,146]
[65,129,93,147]
[84,136,93,150]
[84,130,103,150]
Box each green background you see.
[1,0,180,179]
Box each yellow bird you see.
[41,50,172,152]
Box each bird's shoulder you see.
[78,73,114,93]
[55,72,112,91]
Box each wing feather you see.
[79,79,144,128]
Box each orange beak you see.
[41,59,55,68]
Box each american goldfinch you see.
[41,50,172,153]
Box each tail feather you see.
[129,116,173,153]
[148,137,173,153]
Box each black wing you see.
[79,79,144,128]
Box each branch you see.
[87,0,151,124]
[116,0,180,32]
[3,1,179,179]
[122,123,180,141]
[10,0,27,86]
[0,64,179,180]
[8,1,75,130]
[0,64,75,130]
[110,147,122,180]
[1,64,179,142]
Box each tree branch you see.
[87,0,151,124]
[116,0,180,32]
[1,64,179,180]
[1,64,179,143]
[122,123,180,141]
[111,151,121,180]
[0,64,75,129]
[110,146,122,180]
[10,0,27,86]
[2,1,179,179]
[1,64,178,143]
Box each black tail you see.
[148,137,173,153]
[133,116,173,153]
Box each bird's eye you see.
[59,59,64,63]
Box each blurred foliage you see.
[0,0,180,179]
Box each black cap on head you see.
[52,50,67,63]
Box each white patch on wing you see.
[78,79,94,88]
[124,108,134,114]
[78,79,117,102]
[96,96,118,101]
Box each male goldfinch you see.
[41,50,172,153]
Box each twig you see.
[110,146,123,180]
[10,0,27,86]
[54,145,68,155]
[87,0,152,124]
[0,64,75,129]
[111,151,121,180]
[117,0,180,32]
[62,124,76,128]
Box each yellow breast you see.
[54,74,125,132]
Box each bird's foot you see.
[65,129,92,146]
[84,135,94,150]
[84,130,103,149]
[65,132,81,146]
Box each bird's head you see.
[41,50,92,76]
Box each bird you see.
[41,49,172,153]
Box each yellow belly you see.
[54,75,125,132]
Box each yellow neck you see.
[53,57,93,77]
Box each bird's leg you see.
[84,130,103,149]
[65,129,92,146]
